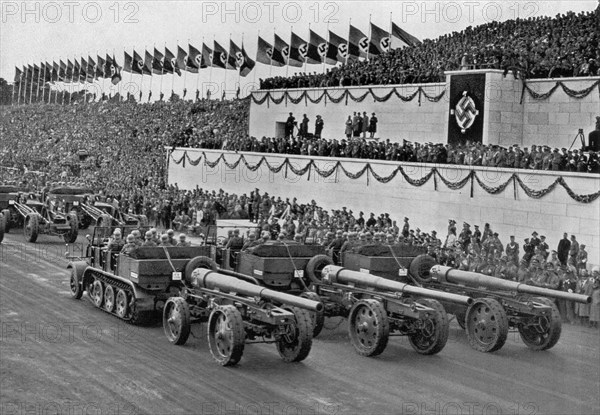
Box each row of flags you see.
[13,21,420,87]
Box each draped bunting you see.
[250,86,446,106]
[522,79,600,101]
[170,151,600,204]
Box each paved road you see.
[1,233,598,415]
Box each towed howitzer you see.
[313,265,473,357]
[163,267,322,366]
[410,255,591,352]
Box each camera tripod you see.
[568,129,586,151]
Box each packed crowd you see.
[219,112,600,174]
[260,10,599,90]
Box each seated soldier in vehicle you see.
[132,229,143,247]
[159,234,174,247]
[241,233,257,251]
[166,229,176,245]
[106,229,125,251]
[142,231,157,247]
[225,229,244,250]
[121,234,138,255]
[177,234,191,246]
[150,228,160,244]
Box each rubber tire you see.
[306,254,334,284]
[163,297,191,345]
[409,254,437,284]
[24,214,39,243]
[184,256,217,282]
[115,289,128,319]
[348,299,390,357]
[1,209,10,233]
[69,267,83,299]
[207,305,245,366]
[276,307,313,363]
[104,285,116,312]
[518,297,562,351]
[409,299,450,355]
[465,298,509,353]
[0,214,4,243]
[63,212,79,243]
[300,292,325,338]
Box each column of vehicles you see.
[65,219,591,367]
[0,184,147,243]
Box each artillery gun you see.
[312,265,472,356]
[409,256,592,352]
[68,225,214,324]
[163,267,322,366]
[46,186,147,229]
[0,184,25,233]
[8,192,79,243]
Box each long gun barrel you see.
[430,266,591,304]
[189,269,324,312]
[322,265,473,306]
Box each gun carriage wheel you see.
[24,214,39,243]
[465,298,508,352]
[517,297,562,351]
[276,307,313,363]
[69,267,83,299]
[409,299,449,355]
[348,299,390,357]
[1,209,10,233]
[163,297,191,345]
[207,305,245,366]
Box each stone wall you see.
[248,71,599,148]
[168,148,600,266]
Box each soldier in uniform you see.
[576,244,588,273]
[314,115,324,139]
[142,231,157,247]
[538,235,549,260]
[107,229,125,252]
[225,229,244,250]
[166,229,176,246]
[150,228,160,244]
[177,234,191,247]
[132,229,143,247]
[121,235,138,255]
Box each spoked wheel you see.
[207,305,245,366]
[518,297,562,351]
[163,297,191,345]
[348,299,389,357]
[104,285,115,313]
[90,280,104,308]
[115,289,128,319]
[69,268,83,299]
[276,307,313,363]
[409,299,449,355]
[24,214,39,243]
[465,298,508,353]
[300,292,325,338]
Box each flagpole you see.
[160,43,165,100]
[286,27,291,77]
[196,38,202,101]
[17,69,23,105]
[367,14,372,62]
[238,34,243,96]
[11,69,16,106]
[183,40,188,100]
[209,35,214,99]
[389,12,393,50]
[253,32,258,90]
[149,45,154,102]
[346,19,351,65]
[29,63,35,104]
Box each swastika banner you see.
[448,73,485,145]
